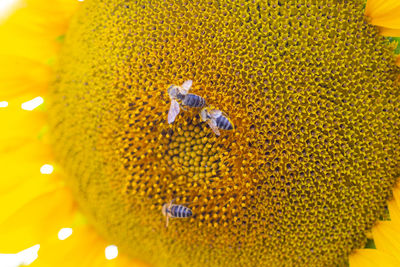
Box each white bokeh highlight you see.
[0,0,19,22]
[0,245,40,267]
[21,97,44,111]
[18,245,40,266]
[0,0,18,10]
[58,228,73,240]
[0,101,8,108]
[40,164,54,174]
[105,245,118,260]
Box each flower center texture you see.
[49,0,400,266]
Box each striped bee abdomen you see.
[169,205,193,218]
[182,94,205,107]
[216,115,233,130]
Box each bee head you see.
[167,85,177,98]
[200,108,208,121]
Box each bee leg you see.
[181,105,188,111]
[207,120,221,136]
[165,199,173,228]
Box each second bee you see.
[200,107,234,136]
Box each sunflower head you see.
[46,0,400,266]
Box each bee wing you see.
[168,100,180,124]
[207,119,220,136]
[181,80,192,94]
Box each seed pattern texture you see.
[49,0,400,266]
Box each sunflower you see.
[1,0,400,266]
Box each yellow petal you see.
[388,200,400,224]
[396,55,400,67]
[372,221,400,262]
[0,56,51,100]
[0,137,53,190]
[0,140,52,167]
[0,165,62,224]
[379,27,400,37]
[32,226,148,267]
[0,110,54,227]
[392,185,400,214]
[0,187,76,253]
[0,141,53,195]
[0,0,81,63]
[366,0,400,29]
[0,106,56,224]
[0,107,46,144]
[0,28,57,64]
[349,248,400,267]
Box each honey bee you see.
[162,199,193,227]
[200,107,234,136]
[167,80,206,124]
